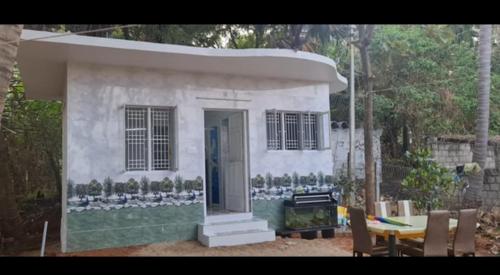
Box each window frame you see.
[265,110,322,151]
[125,105,176,172]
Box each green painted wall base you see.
[66,204,203,252]
[252,199,285,231]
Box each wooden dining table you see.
[366,215,458,256]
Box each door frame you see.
[202,108,251,221]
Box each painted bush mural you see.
[66,176,204,213]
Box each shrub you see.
[265,173,273,189]
[194,176,204,191]
[174,175,184,193]
[253,174,265,188]
[292,172,300,187]
[75,184,88,200]
[317,172,324,185]
[150,181,161,196]
[140,176,149,196]
[299,176,308,186]
[127,178,140,195]
[114,182,126,197]
[282,173,292,187]
[308,173,317,186]
[103,177,113,198]
[325,175,334,185]
[401,148,454,212]
[88,179,103,198]
[184,180,194,192]
[67,179,74,198]
[273,177,282,188]
[161,177,174,193]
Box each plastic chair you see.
[375,201,391,218]
[397,200,413,216]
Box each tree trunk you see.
[464,25,492,208]
[356,25,376,215]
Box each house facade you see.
[17,30,347,252]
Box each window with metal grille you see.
[284,113,300,150]
[302,113,318,150]
[266,111,282,150]
[265,110,322,151]
[125,106,174,171]
[125,107,148,170]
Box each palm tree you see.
[464,25,492,208]
[0,24,23,238]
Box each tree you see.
[140,176,149,197]
[354,25,376,215]
[464,25,492,208]
[126,178,139,197]
[0,24,24,238]
[75,184,88,200]
[103,177,113,199]
[174,175,183,193]
[87,179,103,200]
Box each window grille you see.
[284,113,300,150]
[266,111,282,150]
[151,108,170,170]
[125,106,174,171]
[303,113,318,150]
[125,107,148,171]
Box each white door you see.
[224,112,246,212]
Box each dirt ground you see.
[15,233,494,256]
[18,235,354,256]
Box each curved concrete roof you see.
[17,30,348,100]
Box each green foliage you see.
[150,181,161,195]
[67,180,74,198]
[160,177,174,193]
[292,172,300,187]
[325,175,334,185]
[265,173,273,189]
[194,176,204,191]
[184,180,194,193]
[114,182,126,197]
[126,178,140,195]
[103,177,113,198]
[253,174,265,188]
[307,172,317,186]
[282,173,292,187]
[401,148,454,211]
[140,176,149,196]
[273,177,283,188]
[75,184,88,200]
[174,175,184,193]
[299,176,308,186]
[87,179,103,197]
[317,171,324,185]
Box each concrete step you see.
[199,228,276,247]
[198,218,269,236]
[204,212,252,223]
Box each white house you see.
[17,30,347,252]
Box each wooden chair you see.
[449,209,477,256]
[349,207,389,257]
[397,210,450,256]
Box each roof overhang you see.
[17,30,348,100]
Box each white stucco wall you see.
[331,128,383,185]
[65,62,333,186]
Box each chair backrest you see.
[349,207,373,254]
[397,200,413,216]
[453,209,477,255]
[423,210,450,256]
[375,201,391,217]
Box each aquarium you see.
[284,192,337,230]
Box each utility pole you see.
[349,25,356,204]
